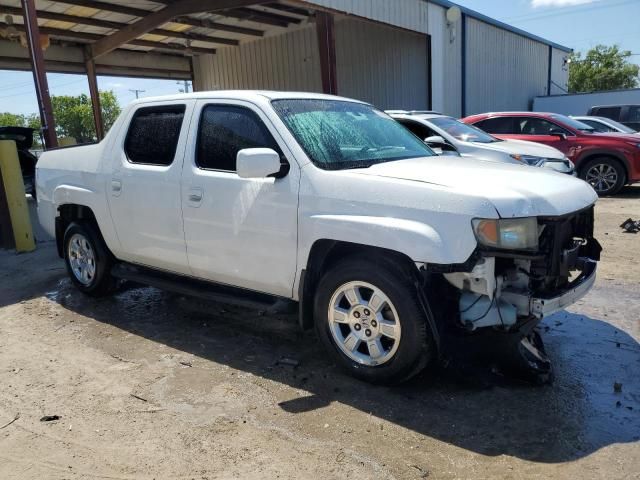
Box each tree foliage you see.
[51,91,121,143]
[0,90,121,145]
[568,45,640,93]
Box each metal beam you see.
[316,11,337,95]
[2,23,217,55]
[265,2,310,17]
[50,0,265,36]
[0,6,239,45]
[84,49,104,141]
[152,0,302,26]
[89,0,266,60]
[20,0,57,149]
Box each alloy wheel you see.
[328,281,401,366]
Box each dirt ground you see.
[1,190,639,480]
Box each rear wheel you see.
[63,222,116,296]
[314,256,435,384]
[580,157,625,196]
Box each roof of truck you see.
[131,90,367,106]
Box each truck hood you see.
[476,138,566,160]
[355,156,597,218]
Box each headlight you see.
[472,217,538,250]
[510,154,545,166]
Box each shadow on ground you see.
[44,276,640,465]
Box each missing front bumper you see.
[530,258,597,318]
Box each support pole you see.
[85,49,104,140]
[0,141,35,252]
[316,12,337,95]
[21,0,57,149]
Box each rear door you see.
[180,100,299,297]
[106,101,194,274]
[476,116,572,155]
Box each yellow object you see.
[58,137,77,147]
[0,140,35,252]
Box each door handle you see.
[111,179,122,196]
[187,187,203,206]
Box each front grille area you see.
[530,205,600,294]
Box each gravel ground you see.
[0,190,638,480]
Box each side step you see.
[111,262,296,313]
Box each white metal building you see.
[0,0,571,147]
[191,0,572,117]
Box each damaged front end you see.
[433,205,601,382]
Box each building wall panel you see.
[464,17,549,115]
[335,17,429,110]
[550,47,569,95]
[192,24,322,92]
[305,0,429,33]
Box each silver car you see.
[387,111,575,175]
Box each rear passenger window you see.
[474,117,516,134]
[196,105,283,171]
[125,105,186,166]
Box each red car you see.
[462,112,640,195]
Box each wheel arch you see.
[297,239,422,331]
[577,150,630,183]
[56,204,99,258]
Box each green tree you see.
[52,90,121,143]
[568,45,640,93]
[0,112,27,127]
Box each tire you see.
[314,255,435,384]
[63,221,116,296]
[579,157,626,196]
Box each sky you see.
[0,0,639,117]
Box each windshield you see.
[429,116,499,143]
[550,114,594,132]
[271,99,435,170]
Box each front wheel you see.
[580,157,626,196]
[314,256,435,384]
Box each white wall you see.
[335,17,429,110]
[533,89,640,115]
[464,17,549,115]
[305,0,429,33]
[192,23,322,92]
[427,2,462,117]
[550,47,570,95]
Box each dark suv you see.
[588,105,640,131]
[462,112,640,195]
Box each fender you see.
[294,213,478,301]
[576,148,631,178]
[50,184,121,254]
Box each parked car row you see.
[461,111,640,195]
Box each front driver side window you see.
[398,119,438,140]
[196,104,284,172]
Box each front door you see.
[180,100,299,297]
[106,101,193,274]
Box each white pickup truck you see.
[37,91,602,384]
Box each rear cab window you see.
[592,106,622,121]
[124,105,186,166]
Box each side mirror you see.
[424,135,447,146]
[549,129,567,140]
[236,148,283,179]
